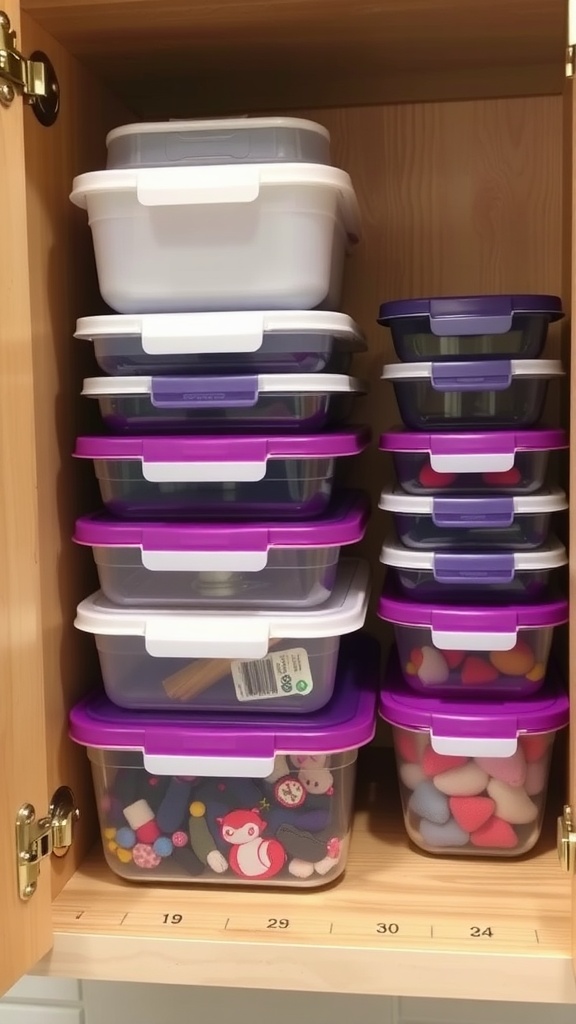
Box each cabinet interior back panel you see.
[301,96,564,639]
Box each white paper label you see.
[231,647,314,702]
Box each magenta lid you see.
[380,648,568,738]
[378,579,568,633]
[74,490,370,552]
[379,427,567,455]
[378,294,563,334]
[75,428,370,462]
[69,635,378,759]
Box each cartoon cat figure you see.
[218,808,286,880]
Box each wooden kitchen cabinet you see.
[1,0,575,1003]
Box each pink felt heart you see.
[475,748,527,787]
[395,729,421,764]
[421,747,468,778]
[461,656,499,687]
[520,734,551,763]
[470,816,518,850]
[449,796,495,833]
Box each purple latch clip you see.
[151,375,259,409]
[432,497,515,528]
[430,360,512,392]
[433,552,515,584]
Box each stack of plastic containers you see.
[376,294,569,856]
[68,117,377,888]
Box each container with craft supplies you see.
[74,491,369,609]
[378,581,568,696]
[380,535,567,602]
[69,635,378,887]
[380,648,568,857]
[74,558,369,713]
[70,164,359,314]
[75,311,366,378]
[378,295,563,362]
[74,429,369,520]
[82,373,366,434]
[382,359,563,430]
[106,118,332,170]
[379,428,567,496]
[379,486,567,551]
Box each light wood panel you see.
[20,0,565,114]
[20,12,134,899]
[43,763,576,1002]
[0,0,53,996]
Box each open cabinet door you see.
[0,0,54,994]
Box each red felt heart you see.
[449,796,495,833]
[520,734,551,763]
[482,467,522,486]
[395,730,421,763]
[461,656,499,687]
[470,816,518,849]
[444,650,465,669]
[421,747,468,778]
[418,463,457,489]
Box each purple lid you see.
[74,427,370,461]
[380,648,568,738]
[378,580,568,632]
[74,490,370,551]
[378,295,563,336]
[379,427,567,455]
[69,635,378,759]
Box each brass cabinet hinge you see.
[557,805,576,873]
[568,0,576,77]
[16,786,79,900]
[0,10,59,125]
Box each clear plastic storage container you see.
[379,428,567,496]
[380,536,566,601]
[74,491,369,609]
[378,294,563,361]
[70,164,360,314]
[74,429,369,520]
[74,558,369,712]
[75,311,366,377]
[106,117,332,169]
[380,649,568,856]
[378,582,568,696]
[82,373,365,434]
[379,486,567,550]
[382,359,563,430]
[68,635,378,887]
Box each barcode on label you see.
[231,648,313,702]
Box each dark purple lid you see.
[69,635,378,759]
[74,428,370,461]
[379,427,567,454]
[378,579,568,632]
[378,294,563,336]
[74,490,370,551]
[379,648,568,738]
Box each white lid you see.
[74,310,365,353]
[107,118,330,147]
[382,359,564,380]
[81,373,366,398]
[70,163,360,240]
[379,486,568,515]
[380,534,567,571]
[74,558,369,658]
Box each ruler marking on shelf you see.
[535,929,540,944]
[225,915,331,938]
[331,917,431,941]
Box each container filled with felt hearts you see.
[74,559,369,712]
[68,635,378,887]
[378,581,568,696]
[379,486,567,551]
[382,359,563,431]
[379,428,567,496]
[81,372,366,434]
[378,295,563,362]
[380,648,568,856]
[74,428,369,520]
[380,535,567,602]
[73,492,369,609]
[75,311,366,378]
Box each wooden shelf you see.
[41,773,576,1002]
